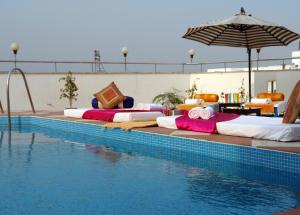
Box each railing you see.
[0,56,299,74]
[6,68,35,130]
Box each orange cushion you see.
[94,82,125,109]
[194,94,219,102]
[177,103,217,111]
[244,103,275,114]
[257,92,284,101]
[283,81,300,123]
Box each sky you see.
[1,0,300,64]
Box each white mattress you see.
[157,115,180,129]
[216,115,300,142]
[156,115,300,142]
[64,108,90,118]
[64,108,164,122]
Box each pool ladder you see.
[6,68,35,129]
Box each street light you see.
[121,47,128,72]
[188,49,195,63]
[10,42,19,68]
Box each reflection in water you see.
[184,167,300,213]
[0,131,3,148]
[26,133,35,163]
[85,144,122,163]
[1,131,36,163]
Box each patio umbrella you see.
[182,7,300,101]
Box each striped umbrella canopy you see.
[183,7,300,101]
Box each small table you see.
[219,102,243,111]
[222,107,261,116]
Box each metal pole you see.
[256,48,260,71]
[154,64,157,73]
[7,68,36,130]
[125,57,127,72]
[54,62,57,73]
[282,59,285,70]
[247,48,252,102]
[14,54,17,69]
[0,101,3,113]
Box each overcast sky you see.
[1,0,300,64]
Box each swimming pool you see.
[0,117,300,214]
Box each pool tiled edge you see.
[1,115,300,174]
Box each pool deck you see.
[5,111,300,155]
[3,111,300,215]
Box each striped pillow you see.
[94,82,125,109]
[283,81,300,123]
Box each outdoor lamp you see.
[10,42,19,68]
[121,47,128,72]
[188,49,195,63]
[10,42,19,54]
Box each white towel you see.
[136,103,164,110]
[188,107,203,119]
[251,98,272,104]
[185,99,204,105]
[199,106,215,120]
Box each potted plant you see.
[59,71,79,109]
[153,88,184,115]
[185,84,198,99]
[238,78,246,102]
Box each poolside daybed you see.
[157,81,300,142]
[64,108,164,122]
[244,92,286,116]
[157,115,300,142]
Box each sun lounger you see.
[244,92,286,116]
[64,108,164,122]
[157,115,300,141]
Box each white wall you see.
[254,70,300,99]
[190,72,251,95]
[0,73,190,111]
[190,70,299,100]
[0,69,299,111]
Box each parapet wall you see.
[0,69,299,111]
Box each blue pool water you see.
[0,124,300,215]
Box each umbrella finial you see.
[240,7,246,15]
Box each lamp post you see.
[121,47,128,72]
[188,49,195,63]
[10,42,19,68]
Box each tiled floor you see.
[4,111,300,155]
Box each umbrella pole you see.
[247,48,252,102]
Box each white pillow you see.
[251,98,272,104]
[185,99,204,105]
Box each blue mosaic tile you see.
[0,116,300,174]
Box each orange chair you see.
[177,94,219,111]
[245,92,285,115]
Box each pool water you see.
[0,125,300,215]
